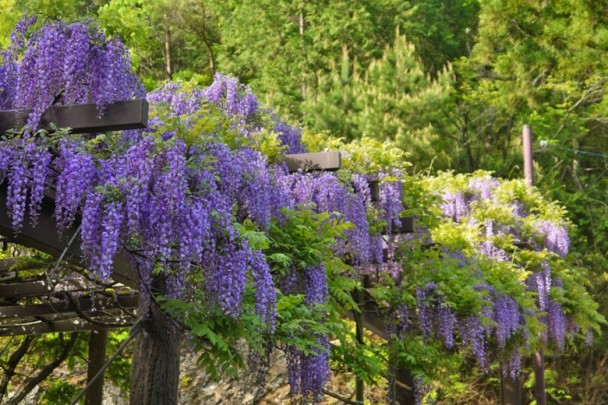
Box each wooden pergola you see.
[0,100,421,404]
[0,100,147,405]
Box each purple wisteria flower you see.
[468,176,499,200]
[538,220,570,257]
[440,191,468,222]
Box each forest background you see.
[0,0,607,403]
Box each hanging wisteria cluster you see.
[392,171,594,382]
[0,17,144,129]
[147,74,306,154]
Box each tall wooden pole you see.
[354,287,365,404]
[523,124,546,405]
[85,329,108,405]
[533,350,546,405]
[523,125,534,187]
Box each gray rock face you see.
[177,347,291,404]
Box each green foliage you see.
[267,208,352,272]
[105,331,133,394]
[302,131,411,174]
[39,380,79,405]
[213,0,398,116]
[266,207,387,385]
[394,0,479,72]
[302,32,455,169]
[99,0,219,87]
[369,171,604,401]
[161,294,261,381]
[421,171,603,338]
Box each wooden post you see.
[523,125,534,187]
[130,276,181,405]
[523,124,546,405]
[500,367,522,405]
[534,350,546,405]
[354,287,365,404]
[394,367,415,404]
[85,329,108,405]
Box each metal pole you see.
[85,329,108,405]
[523,124,546,405]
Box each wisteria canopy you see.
[0,18,603,403]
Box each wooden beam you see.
[0,258,17,273]
[0,185,137,288]
[0,99,148,134]
[284,151,341,172]
[0,318,133,336]
[0,295,138,319]
[0,280,49,298]
[380,216,415,235]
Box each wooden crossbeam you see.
[284,151,341,172]
[0,280,49,298]
[0,276,100,298]
[0,185,137,288]
[0,99,148,134]
[0,317,134,336]
[380,216,415,235]
[0,294,138,319]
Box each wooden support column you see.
[534,350,546,405]
[394,367,415,405]
[500,367,522,405]
[354,287,365,404]
[523,125,534,187]
[85,329,108,405]
[130,275,181,405]
[523,124,546,405]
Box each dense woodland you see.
[0,0,607,404]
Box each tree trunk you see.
[130,276,181,405]
[299,6,306,99]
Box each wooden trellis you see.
[0,100,147,405]
[0,100,417,404]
